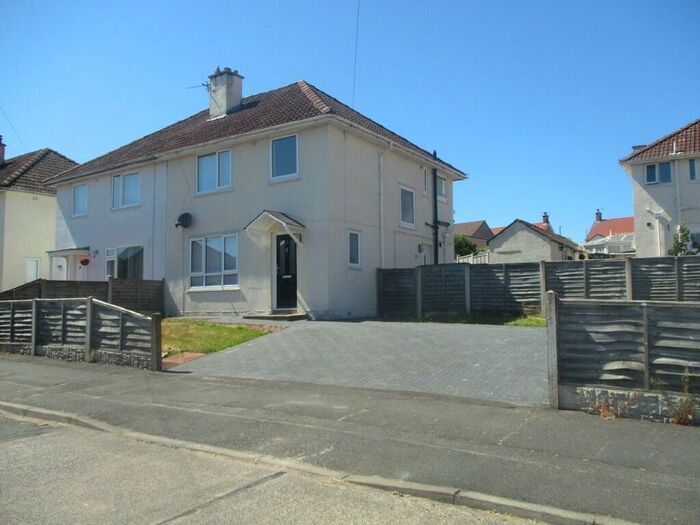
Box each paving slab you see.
[175,320,548,406]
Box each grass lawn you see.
[423,313,546,328]
[161,319,269,355]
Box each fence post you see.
[545,291,560,409]
[415,266,423,319]
[539,260,547,315]
[9,301,14,343]
[40,279,47,298]
[625,257,633,301]
[582,260,589,299]
[675,257,682,301]
[107,276,113,304]
[150,313,162,371]
[85,297,94,363]
[502,263,508,311]
[642,302,650,390]
[376,269,383,318]
[464,264,471,315]
[30,299,38,356]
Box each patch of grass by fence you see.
[161,320,268,355]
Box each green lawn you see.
[423,313,546,328]
[162,319,269,355]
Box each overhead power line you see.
[0,104,29,152]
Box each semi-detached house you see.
[46,68,466,319]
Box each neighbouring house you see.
[491,212,554,237]
[583,209,635,256]
[0,137,77,291]
[452,220,493,247]
[621,118,700,257]
[45,67,466,319]
[488,218,584,263]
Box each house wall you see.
[489,223,552,263]
[54,163,167,280]
[627,156,700,257]
[0,191,56,290]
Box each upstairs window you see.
[437,175,447,201]
[271,135,298,180]
[423,169,428,194]
[72,184,87,216]
[690,159,696,181]
[348,230,361,267]
[112,172,140,208]
[400,187,415,227]
[645,162,671,185]
[197,150,231,194]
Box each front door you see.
[275,234,297,309]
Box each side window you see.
[690,159,696,181]
[112,172,140,208]
[437,175,447,200]
[658,162,671,184]
[271,135,298,180]
[645,165,657,184]
[400,187,415,227]
[72,184,88,216]
[348,231,361,267]
[423,169,428,194]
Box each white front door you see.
[25,258,40,282]
[51,257,68,280]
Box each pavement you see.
[0,415,530,525]
[175,320,548,406]
[1,355,699,524]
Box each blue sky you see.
[2,1,699,241]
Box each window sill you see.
[187,285,241,293]
[195,186,233,197]
[438,196,448,204]
[399,222,416,230]
[348,264,362,270]
[111,204,141,212]
[269,174,300,184]
[71,213,87,219]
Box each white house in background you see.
[488,218,584,263]
[621,118,700,257]
[0,138,77,291]
[46,67,466,319]
[583,210,635,256]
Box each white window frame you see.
[348,230,361,268]
[437,175,447,202]
[399,186,416,229]
[196,149,232,195]
[105,245,144,279]
[644,162,672,185]
[25,257,40,282]
[423,169,428,195]
[188,233,239,290]
[269,134,299,182]
[111,172,140,209]
[71,183,88,217]
[689,159,697,182]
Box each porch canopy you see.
[244,210,305,247]
[47,247,90,258]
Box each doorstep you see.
[242,311,308,321]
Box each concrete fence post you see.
[30,299,38,356]
[415,266,423,319]
[545,291,560,409]
[582,260,589,299]
[376,269,384,318]
[464,264,471,315]
[625,257,633,301]
[675,257,682,302]
[107,276,113,304]
[150,313,162,371]
[9,301,15,343]
[85,297,94,363]
[642,302,651,390]
[539,260,547,316]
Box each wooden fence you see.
[0,297,161,371]
[377,256,700,318]
[0,278,164,314]
[545,292,700,421]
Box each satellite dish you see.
[176,213,193,228]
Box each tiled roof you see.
[48,81,465,184]
[491,219,581,251]
[453,220,492,240]
[621,118,700,162]
[491,221,550,236]
[0,148,77,195]
[586,216,634,242]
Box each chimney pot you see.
[208,66,244,118]
[595,208,603,222]
[542,212,549,224]
[632,144,647,152]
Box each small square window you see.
[271,136,298,179]
[72,184,88,216]
[348,231,361,267]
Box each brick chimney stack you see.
[542,212,550,225]
[0,135,5,164]
[595,209,603,222]
[208,67,244,118]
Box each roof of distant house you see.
[621,118,700,163]
[0,148,77,196]
[490,219,581,251]
[453,220,493,240]
[47,80,466,185]
[586,216,634,242]
[491,221,551,237]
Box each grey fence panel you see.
[680,258,700,301]
[648,305,700,391]
[37,299,86,346]
[421,264,466,316]
[470,265,506,312]
[42,281,108,301]
[546,262,584,298]
[378,269,416,318]
[587,260,626,299]
[632,258,677,301]
[557,301,645,388]
[503,263,541,312]
[110,279,164,313]
[11,302,33,343]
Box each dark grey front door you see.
[276,234,297,309]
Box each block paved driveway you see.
[175,321,548,406]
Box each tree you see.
[668,225,692,256]
[454,234,480,257]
